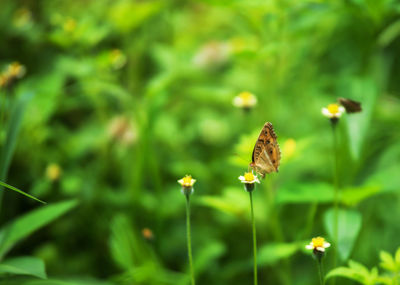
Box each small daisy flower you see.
[233,91,258,111]
[321,103,345,123]
[238,171,260,192]
[306,237,331,261]
[178,175,196,195]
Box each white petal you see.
[305,245,313,250]
[178,179,184,184]
[316,247,325,252]
[238,176,245,182]
[254,177,260,184]
[321,108,333,118]
[324,242,331,248]
[233,97,243,107]
[338,106,345,114]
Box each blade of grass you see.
[0,92,32,212]
[0,181,45,204]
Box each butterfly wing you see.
[250,122,281,177]
[338,97,362,113]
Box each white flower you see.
[238,172,260,184]
[322,103,345,119]
[305,237,331,252]
[233,92,257,109]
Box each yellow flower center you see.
[182,175,193,186]
[244,172,255,182]
[239,92,254,102]
[311,237,325,248]
[327,103,340,114]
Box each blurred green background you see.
[1,0,400,284]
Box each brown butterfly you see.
[250,122,281,178]
[338,97,362,113]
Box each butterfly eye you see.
[269,150,273,154]
[266,140,270,144]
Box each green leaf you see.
[258,243,299,266]
[194,242,226,275]
[379,251,396,272]
[0,256,46,279]
[276,182,333,204]
[0,200,77,259]
[378,19,400,47]
[326,260,378,285]
[340,185,381,206]
[0,93,32,203]
[325,266,364,284]
[0,181,45,204]
[343,78,377,161]
[395,247,400,265]
[324,208,362,261]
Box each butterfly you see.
[338,97,362,113]
[250,122,281,178]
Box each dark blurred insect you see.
[338,97,362,113]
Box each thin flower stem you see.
[331,122,339,285]
[249,191,258,285]
[317,259,325,285]
[185,194,195,285]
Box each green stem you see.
[185,194,195,285]
[331,122,339,285]
[249,191,258,285]
[317,259,325,285]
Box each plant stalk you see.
[249,191,258,285]
[317,259,325,285]
[331,122,339,285]
[185,194,195,285]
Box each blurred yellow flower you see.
[63,18,76,32]
[282,138,296,160]
[46,163,62,181]
[306,236,331,252]
[0,62,26,89]
[178,175,196,188]
[7,62,26,78]
[233,91,257,110]
[322,103,345,119]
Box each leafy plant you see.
[326,247,400,285]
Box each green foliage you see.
[0,256,47,279]
[1,0,400,284]
[0,180,45,204]
[326,247,400,285]
[0,200,77,259]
